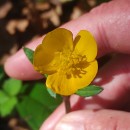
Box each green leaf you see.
[3,78,22,96]
[23,47,34,63]
[29,83,61,110]
[17,96,52,130]
[75,85,103,97]
[0,90,9,104]
[47,88,56,98]
[0,97,18,117]
[17,83,62,130]
[0,66,5,80]
[19,83,30,94]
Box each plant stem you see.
[63,96,71,113]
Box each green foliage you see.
[0,66,62,129]
[17,83,62,130]
[75,85,103,97]
[0,97,18,117]
[23,47,34,63]
[17,96,51,130]
[47,88,56,98]
[29,83,62,110]
[0,78,22,117]
[3,78,22,96]
[0,90,9,104]
[0,66,5,80]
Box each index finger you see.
[4,0,130,80]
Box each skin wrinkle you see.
[89,0,130,55]
[108,2,130,53]
[96,22,110,57]
[89,3,111,57]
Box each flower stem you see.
[63,96,71,113]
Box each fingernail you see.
[54,113,85,130]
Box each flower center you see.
[58,50,89,78]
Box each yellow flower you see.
[33,28,98,96]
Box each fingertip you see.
[4,36,44,80]
[4,47,43,80]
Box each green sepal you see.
[44,75,56,98]
[75,85,103,97]
[47,88,56,98]
[23,47,57,98]
[23,47,34,63]
[44,74,48,78]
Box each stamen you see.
[58,50,88,79]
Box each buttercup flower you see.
[33,28,98,95]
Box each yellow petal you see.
[33,28,73,74]
[46,60,98,95]
[43,28,73,53]
[74,30,97,62]
[33,44,60,74]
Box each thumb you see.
[54,109,130,130]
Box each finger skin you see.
[4,0,130,80]
[54,109,130,130]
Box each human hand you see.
[4,0,130,130]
